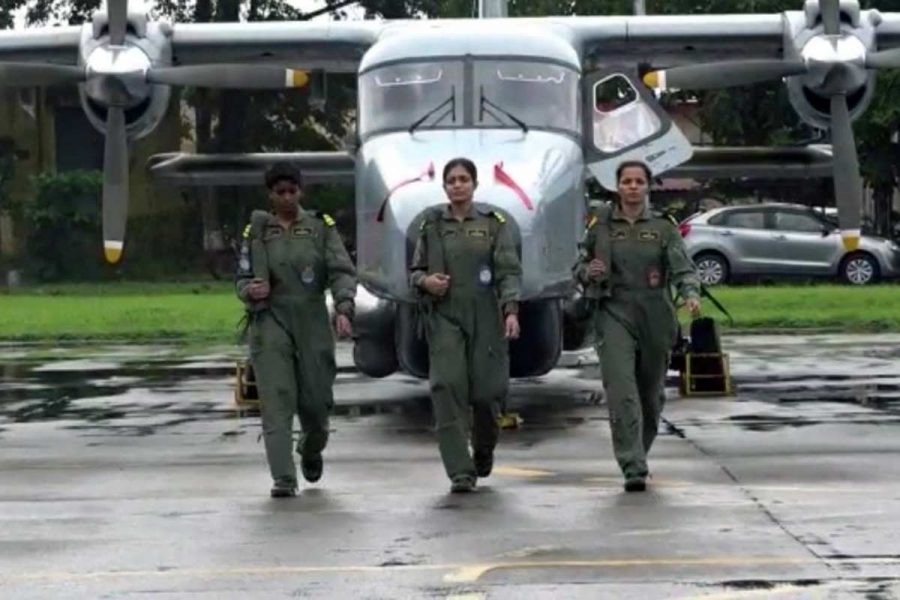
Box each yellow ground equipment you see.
[234,359,260,415]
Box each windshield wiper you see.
[408,87,456,134]
[479,86,528,134]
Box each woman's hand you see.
[587,259,607,280]
[334,314,353,339]
[685,297,701,317]
[247,279,270,301]
[504,313,520,340]
[422,273,451,297]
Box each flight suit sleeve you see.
[324,224,357,317]
[572,223,597,287]
[408,227,429,296]
[664,224,701,300]
[235,223,255,305]
[493,222,522,315]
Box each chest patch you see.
[293,227,314,237]
[638,230,660,242]
[467,228,489,238]
[263,227,283,240]
[610,229,628,240]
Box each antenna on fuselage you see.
[478,0,508,18]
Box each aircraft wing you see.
[146,146,833,188]
[0,27,81,63]
[170,21,386,72]
[669,146,833,179]
[558,15,786,63]
[147,152,356,186]
[560,12,900,65]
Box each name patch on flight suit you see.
[293,227,314,237]
[610,229,628,240]
[467,229,489,238]
[638,230,660,242]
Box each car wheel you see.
[694,252,729,286]
[840,252,879,285]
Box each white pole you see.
[634,0,646,15]
[478,0,508,18]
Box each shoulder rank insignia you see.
[321,213,336,227]
[242,223,252,239]
[491,211,506,224]
[586,215,598,229]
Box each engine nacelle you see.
[77,14,173,140]
[783,2,881,129]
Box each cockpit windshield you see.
[359,62,462,136]
[358,59,579,138]
[473,61,579,133]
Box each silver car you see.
[680,203,900,285]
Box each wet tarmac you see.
[1,335,899,598]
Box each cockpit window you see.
[359,62,463,136]
[358,59,579,138]
[591,74,661,153]
[473,60,579,133]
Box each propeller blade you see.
[821,0,841,35]
[867,48,900,69]
[146,66,309,89]
[107,0,128,45]
[642,60,806,91]
[102,107,129,264]
[830,94,863,251]
[0,62,84,87]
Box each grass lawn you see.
[0,282,898,342]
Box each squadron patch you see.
[639,230,661,241]
[610,229,628,240]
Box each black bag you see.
[689,316,722,354]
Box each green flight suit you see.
[574,204,699,480]
[409,204,522,482]
[236,207,356,489]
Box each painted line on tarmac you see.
[441,556,818,583]
[492,465,555,478]
[4,556,898,586]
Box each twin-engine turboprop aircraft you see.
[0,0,893,377]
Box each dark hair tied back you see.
[615,160,652,183]
[443,157,478,184]
[265,162,303,189]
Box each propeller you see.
[0,0,312,263]
[641,0,873,251]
